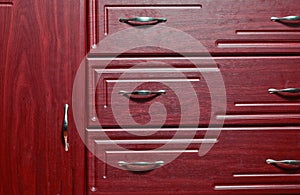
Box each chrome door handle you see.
[271,16,300,22]
[266,159,300,170]
[63,104,69,152]
[119,90,166,96]
[119,17,167,24]
[118,161,164,172]
[268,88,300,94]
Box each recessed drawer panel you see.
[87,58,224,128]
[217,57,300,125]
[86,128,300,194]
[86,132,221,194]
[214,129,300,194]
[90,0,300,55]
[87,57,300,127]
[88,149,218,194]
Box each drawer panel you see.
[217,57,300,125]
[216,129,300,174]
[87,128,300,194]
[88,150,218,194]
[86,131,221,194]
[213,129,300,194]
[87,58,224,128]
[87,57,300,127]
[90,0,300,55]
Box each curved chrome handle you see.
[268,88,300,94]
[119,17,167,24]
[63,104,69,152]
[118,161,164,172]
[266,159,300,170]
[271,16,300,22]
[119,89,166,96]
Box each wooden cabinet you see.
[2,1,299,193]
[4,0,298,194]
[86,0,300,194]
[0,0,86,194]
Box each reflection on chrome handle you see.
[268,88,300,94]
[119,17,167,24]
[119,90,166,96]
[118,161,164,172]
[271,16,300,21]
[266,159,300,170]
[63,104,69,152]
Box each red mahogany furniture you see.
[86,0,300,194]
[1,0,300,194]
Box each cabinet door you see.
[0,0,85,194]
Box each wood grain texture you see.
[86,129,300,194]
[87,58,217,128]
[87,57,300,127]
[92,67,214,127]
[86,0,300,194]
[90,0,300,56]
[218,57,300,125]
[0,0,86,194]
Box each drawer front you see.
[88,149,218,194]
[90,0,300,55]
[86,128,300,194]
[86,130,221,195]
[218,57,300,125]
[87,57,300,127]
[214,129,300,194]
[87,58,225,128]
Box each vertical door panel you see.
[0,0,86,194]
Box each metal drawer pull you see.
[119,90,166,96]
[266,159,300,170]
[63,104,69,152]
[119,17,167,24]
[118,161,164,172]
[268,88,300,94]
[271,16,300,22]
